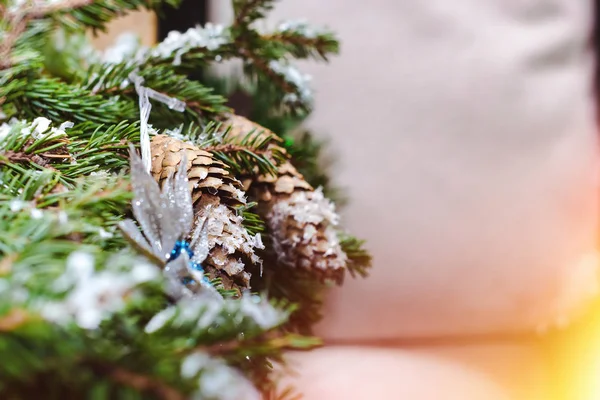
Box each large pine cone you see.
[150,134,263,292]
[221,114,347,283]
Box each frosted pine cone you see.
[151,134,244,208]
[150,134,262,291]
[221,114,347,283]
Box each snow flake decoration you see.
[151,24,231,66]
[39,251,158,329]
[268,60,313,105]
[119,147,220,299]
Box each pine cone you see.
[221,114,347,283]
[151,134,244,208]
[150,134,263,291]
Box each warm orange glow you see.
[548,298,600,400]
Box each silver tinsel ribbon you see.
[128,71,186,173]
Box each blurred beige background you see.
[95,3,600,399]
[90,10,156,49]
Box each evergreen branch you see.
[88,361,185,400]
[235,202,265,236]
[143,24,236,72]
[339,233,372,278]
[240,53,313,112]
[13,0,94,19]
[0,12,31,69]
[262,21,340,61]
[0,119,139,185]
[251,249,328,335]
[241,49,296,93]
[0,1,371,396]
[48,0,181,32]
[3,77,136,124]
[200,330,319,360]
[210,143,277,176]
[82,63,229,126]
[232,0,276,28]
[136,66,230,122]
[208,127,287,176]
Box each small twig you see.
[2,150,62,170]
[0,14,30,69]
[2,151,31,163]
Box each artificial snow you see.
[268,60,313,105]
[199,204,264,263]
[239,293,286,329]
[41,252,159,330]
[151,24,230,66]
[182,352,260,400]
[102,32,145,64]
[276,19,324,39]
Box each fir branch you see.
[232,0,276,28]
[88,361,185,400]
[148,24,236,71]
[262,21,340,61]
[208,127,287,176]
[3,77,136,124]
[0,119,139,184]
[0,1,370,397]
[339,233,372,278]
[136,66,230,123]
[252,255,328,335]
[241,50,312,111]
[82,63,229,125]
[0,0,180,70]
[0,11,31,69]
[235,202,265,237]
[12,0,95,19]
[46,0,181,32]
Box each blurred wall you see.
[97,3,599,398]
[90,10,156,49]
